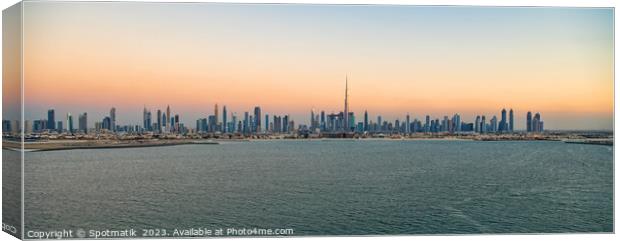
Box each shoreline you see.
[2,136,612,152]
[2,140,218,152]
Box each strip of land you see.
[2,139,218,152]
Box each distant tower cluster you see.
[526,111,544,133]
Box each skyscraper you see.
[526,111,532,132]
[214,103,219,131]
[254,106,261,133]
[509,109,514,132]
[166,105,171,131]
[109,107,116,132]
[157,109,162,133]
[143,107,152,131]
[78,112,88,134]
[223,105,228,133]
[364,110,369,132]
[499,108,507,132]
[67,113,74,134]
[243,112,249,134]
[406,113,411,133]
[343,75,349,132]
[47,109,56,131]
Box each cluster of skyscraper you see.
[194,104,296,135]
[141,105,187,134]
[308,107,542,134]
[3,80,544,136]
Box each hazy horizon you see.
[14,2,613,130]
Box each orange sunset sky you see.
[16,2,614,130]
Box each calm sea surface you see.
[23,140,613,235]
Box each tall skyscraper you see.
[67,113,74,134]
[526,111,532,132]
[78,112,88,134]
[223,106,228,133]
[319,111,325,131]
[364,110,369,132]
[509,109,514,132]
[499,108,507,132]
[166,105,171,131]
[143,107,152,131]
[254,106,261,133]
[47,109,56,131]
[214,103,219,131]
[343,75,349,132]
[109,107,116,132]
[243,112,249,134]
[310,109,315,130]
[406,113,411,133]
[157,109,162,133]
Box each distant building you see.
[526,111,532,132]
[110,107,116,132]
[47,109,56,131]
[78,112,88,134]
[509,109,514,132]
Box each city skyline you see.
[16,2,613,130]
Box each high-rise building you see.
[67,113,74,134]
[499,108,507,132]
[364,110,369,132]
[78,112,88,134]
[320,111,326,131]
[254,106,261,133]
[343,76,349,132]
[166,105,171,131]
[243,112,249,134]
[223,106,228,133]
[174,114,179,132]
[475,115,481,133]
[214,103,219,131]
[490,116,498,132]
[532,112,544,133]
[526,111,532,132]
[509,109,514,132]
[110,107,116,132]
[47,109,56,131]
[231,113,237,133]
[406,113,411,133]
[157,109,162,133]
[143,107,152,131]
[453,114,461,132]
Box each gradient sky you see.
[20,2,613,130]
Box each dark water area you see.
[23,140,613,236]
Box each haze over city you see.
[14,2,613,130]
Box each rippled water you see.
[23,140,613,235]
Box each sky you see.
[18,2,614,130]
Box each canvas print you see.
[2,1,614,239]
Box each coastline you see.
[2,135,612,152]
[2,139,218,152]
